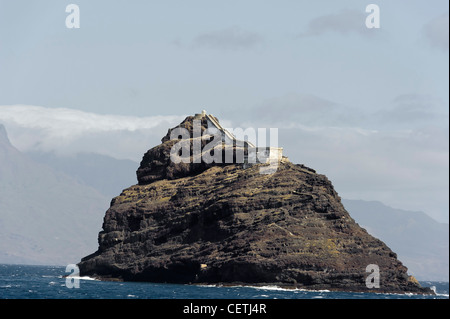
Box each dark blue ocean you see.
[0,264,448,300]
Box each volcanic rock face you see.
[78,115,431,294]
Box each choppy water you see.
[0,264,448,299]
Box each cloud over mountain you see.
[0,105,185,161]
[1,101,448,223]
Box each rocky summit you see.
[78,112,432,294]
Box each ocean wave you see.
[196,283,331,293]
[249,285,330,292]
[195,283,448,298]
[66,275,98,281]
[0,284,22,288]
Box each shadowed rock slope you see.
[78,116,432,294]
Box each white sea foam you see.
[67,275,98,281]
[196,283,447,298]
[197,283,330,293]
[246,285,289,291]
[237,284,333,294]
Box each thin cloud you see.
[225,91,448,222]
[247,93,364,127]
[243,92,448,132]
[277,122,448,223]
[298,9,372,38]
[192,26,264,50]
[422,13,449,52]
[373,94,449,129]
[0,105,185,160]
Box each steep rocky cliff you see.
[78,115,432,294]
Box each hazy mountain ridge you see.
[343,199,449,281]
[27,151,139,198]
[0,124,109,265]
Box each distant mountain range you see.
[28,151,138,198]
[343,199,449,281]
[0,124,109,265]
[0,123,448,281]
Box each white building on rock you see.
[194,110,284,167]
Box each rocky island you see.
[78,111,432,294]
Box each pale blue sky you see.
[0,1,449,222]
[0,0,448,116]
